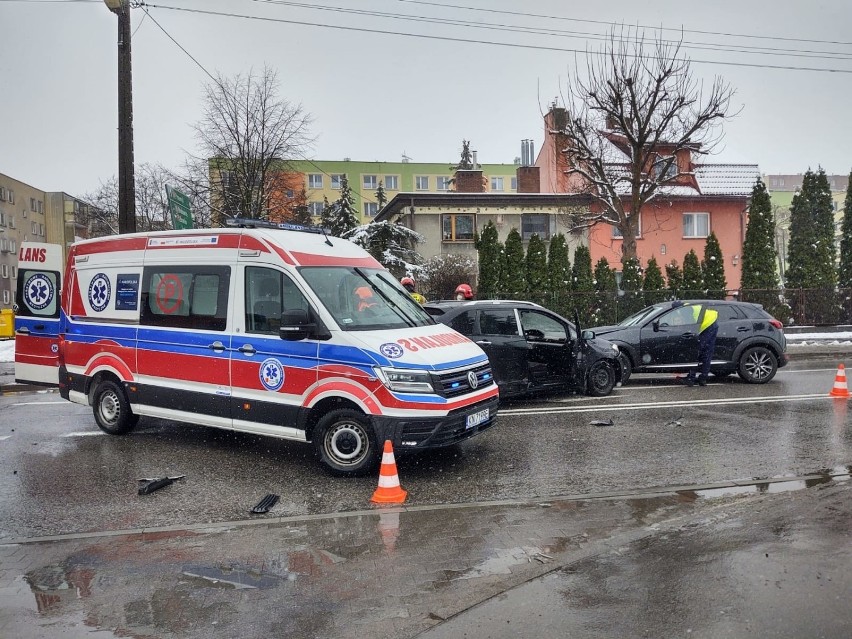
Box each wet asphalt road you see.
[1,358,850,541]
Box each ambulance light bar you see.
[225,217,329,235]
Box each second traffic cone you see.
[371,440,407,504]
[829,364,850,398]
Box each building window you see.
[2,290,9,305]
[10,266,16,279]
[683,212,710,238]
[31,222,38,235]
[0,211,5,226]
[521,214,551,240]
[331,174,345,189]
[385,175,399,190]
[1,264,7,279]
[415,176,429,190]
[308,201,325,216]
[491,177,504,191]
[8,215,14,228]
[0,187,5,201]
[9,240,16,253]
[37,200,43,214]
[770,178,778,187]
[30,198,36,211]
[779,178,785,187]
[0,238,6,252]
[7,189,13,204]
[612,214,641,238]
[39,224,45,236]
[308,174,323,188]
[363,175,377,190]
[436,176,450,191]
[654,155,677,180]
[364,202,378,217]
[442,214,475,241]
[511,177,518,191]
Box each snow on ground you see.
[0,340,13,363]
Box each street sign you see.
[166,185,193,230]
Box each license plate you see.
[466,408,489,429]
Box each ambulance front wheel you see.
[92,380,139,435]
[314,409,379,477]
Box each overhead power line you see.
[395,0,852,48]
[140,3,852,74]
[248,0,852,61]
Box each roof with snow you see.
[693,164,761,196]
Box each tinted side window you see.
[740,304,772,320]
[448,310,475,336]
[141,265,230,331]
[16,268,60,318]
[712,304,741,321]
[480,309,520,336]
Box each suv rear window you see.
[739,303,772,320]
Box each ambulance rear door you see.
[14,242,64,386]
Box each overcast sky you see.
[2,0,851,197]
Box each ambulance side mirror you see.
[279,309,316,341]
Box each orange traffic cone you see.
[371,440,407,504]
[829,364,850,398]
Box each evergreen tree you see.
[546,233,571,315]
[451,140,475,171]
[375,181,387,210]
[786,168,838,323]
[593,257,618,324]
[330,176,360,237]
[701,232,727,299]
[682,250,703,298]
[475,221,502,299]
[342,222,424,278]
[619,256,645,319]
[643,256,667,305]
[571,245,595,326]
[319,195,335,231]
[741,178,789,321]
[525,234,548,301]
[838,170,852,289]
[502,228,526,297]
[665,260,683,299]
[290,187,312,226]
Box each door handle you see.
[681,332,695,338]
[475,340,492,345]
[16,327,30,335]
[208,341,226,352]
[737,327,749,332]
[238,344,257,355]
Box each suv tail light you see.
[769,319,783,330]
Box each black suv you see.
[592,300,788,384]
[423,300,624,399]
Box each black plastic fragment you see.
[138,477,176,495]
[251,493,280,514]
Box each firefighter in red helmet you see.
[401,276,426,305]
[455,283,473,300]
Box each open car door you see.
[14,242,63,386]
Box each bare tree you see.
[557,29,736,263]
[195,65,313,224]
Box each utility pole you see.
[105,0,137,234]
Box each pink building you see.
[536,107,759,290]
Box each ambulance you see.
[14,220,499,475]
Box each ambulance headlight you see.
[374,367,434,393]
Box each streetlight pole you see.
[104,0,137,234]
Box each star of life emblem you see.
[24,274,54,311]
[88,273,111,312]
[259,358,285,391]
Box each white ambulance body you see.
[14,223,498,474]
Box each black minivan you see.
[424,300,623,398]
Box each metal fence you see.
[492,288,852,327]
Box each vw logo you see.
[468,370,479,389]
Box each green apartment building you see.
[288,159,522,221]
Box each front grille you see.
[433,363,494,398]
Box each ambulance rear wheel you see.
[314,409,379,477]
[92,380,138,435]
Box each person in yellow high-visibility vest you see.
[679,302,719,386]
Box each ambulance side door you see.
[230,263,319,436]
[14,243,64,386]
[136,264,233,426]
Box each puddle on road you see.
[180,563,281,590]
[683,469,851,500]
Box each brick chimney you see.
[517,166,540,193]
[454,170,485,193]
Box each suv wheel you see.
[314,409,380,476]
[737,346,778,384]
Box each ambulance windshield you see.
[300,267,434,331]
